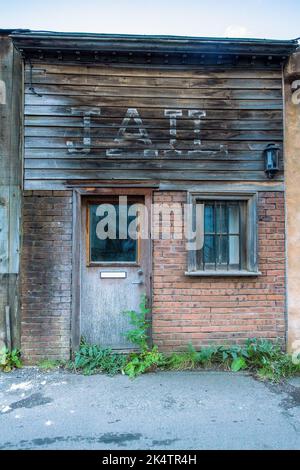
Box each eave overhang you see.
[9,30,299,68]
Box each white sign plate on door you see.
[100,271,127,279]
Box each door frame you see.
[71,187,153,354]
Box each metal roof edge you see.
[0,28,30,36]
[9,29,299,51]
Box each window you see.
[187,193,259,276]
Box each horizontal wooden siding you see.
[24,64,284,189]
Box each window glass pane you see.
[204,205,214,233]
[217,235,228,265]
[204,235,215,263]
[195,199,246,272]
[229,235,240,265]
[89,203,137,263]
[228,204,240,234]
[216,203,228,234]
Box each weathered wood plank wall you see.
[0,36,22,349]
[24,64,283,189]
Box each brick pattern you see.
[20,189,286,361]
[152,191,286,351]
[21,190,73,363]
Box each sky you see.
[0,0,299,40]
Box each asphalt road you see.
[0,368,299,450]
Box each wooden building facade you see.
[0,30,299,361]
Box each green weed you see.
[69,340,127,376]
[0,347,22,372]
[37,359,63,370]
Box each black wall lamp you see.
[264,143,280,179]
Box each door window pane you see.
[89,203,137,263]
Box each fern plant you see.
[69,340,127,376]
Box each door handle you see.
[131,280,144,285]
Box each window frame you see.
[186,191,260,277]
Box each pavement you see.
[0,368,299,450]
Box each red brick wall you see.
[21,191,73,363]
[152,191,286,351]
[20,189,286,361]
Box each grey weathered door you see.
[80,195,150,349]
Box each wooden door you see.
[80,194,151,350]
